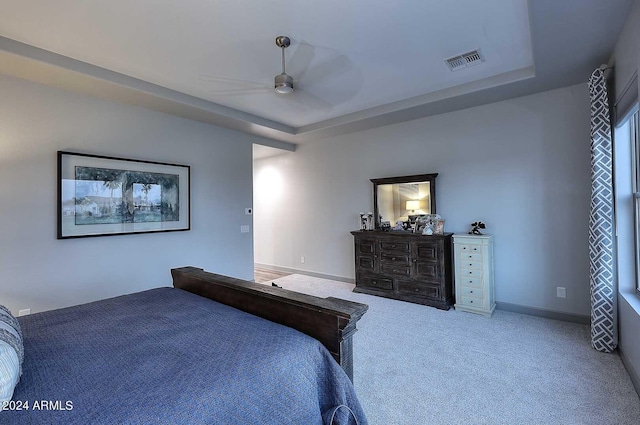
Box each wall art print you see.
[58,151,190,239]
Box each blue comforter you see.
[4,288,367,424]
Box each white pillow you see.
[0,306,23,404]
[0,341,20,403]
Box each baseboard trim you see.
[256,266,590,323]
[619,347,640,398]
[496,302,590,324]
[254,263,355,285]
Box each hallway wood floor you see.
[254,266,292,283]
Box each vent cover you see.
[445,50,483,71]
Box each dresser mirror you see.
[371,173,438,229]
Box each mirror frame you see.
[371,173,438,230]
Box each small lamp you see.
[406,200,420,212]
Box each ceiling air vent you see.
[445,49,483,71]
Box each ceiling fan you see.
[198,36,357,111]
[274,35,294,94]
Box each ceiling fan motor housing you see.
[275,73,293,94]
[275,36,290,48]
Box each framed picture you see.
[433,219,445,235]
[58,151,190,239]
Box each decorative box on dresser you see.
[453,234,495,316]
[350,231,454,310]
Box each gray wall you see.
[611,0,640,391]
[0,73,255,315]
[254,83,591,316]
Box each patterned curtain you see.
[588,67,617,353]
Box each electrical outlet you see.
[300,256,305,264]
[557,287,567,298]
[245,208,253,215]
[18,308,31,316]
[240,225,250,233]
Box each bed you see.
[2,267,369,424]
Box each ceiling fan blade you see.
[295,54,353,86]
[289,90,334,112]
[286,41,316,81]
[301,84,360,105]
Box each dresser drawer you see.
[356,239,376,255]
[356,255,376,271]
[380,252,410,264]
[459,276,483,288]
[358,274,393,291]
[460,260,482,270]
[380,263,411,276]
[458,252,482,262]
[380,241,410,252]
[460,295,484,308]
[460,269,482,278]
[413,242,440,262]
[461,286,483,298]
[398,281,440,299]
[413,262,439,279]
[458,244,481,254]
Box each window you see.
[632,111,640,293]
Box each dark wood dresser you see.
[350,231,454,309]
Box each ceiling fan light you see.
[274,73,293,94]
[275,84,293,94]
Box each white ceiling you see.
[0,0,633,148]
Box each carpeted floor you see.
[266,274,640,425]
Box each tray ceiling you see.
[0,0,633,147]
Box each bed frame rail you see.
[171,267,368,382]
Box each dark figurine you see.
[469,221,486,235]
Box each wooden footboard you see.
[171,267,368,382]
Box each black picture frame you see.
[371,173,438,230]
[57,151,190,239]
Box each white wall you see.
[0,73,255,314]
[612,0,639,105]
[255,83,591,316]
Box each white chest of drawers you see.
[453,234,495,316]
